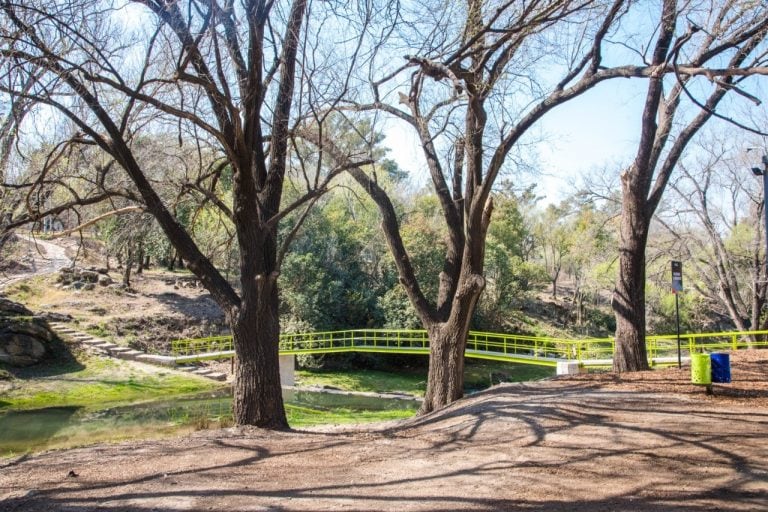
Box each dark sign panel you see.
[671,260,683,293]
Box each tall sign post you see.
[750,154,768,274]
[671,261,683,369]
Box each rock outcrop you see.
[0,297,56,366]
[56,266,116,291]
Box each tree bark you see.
[421,322,466,415]
[612,191,650,371]
[123,246,133,288]
[136,241,144,275]
[420,272,484,414]
[232,271,287,428]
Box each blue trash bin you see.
[710,353,731,383]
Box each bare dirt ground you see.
[2,351,767,511]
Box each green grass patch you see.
[463,360,554,389]
[3,276,47,303]
[296,368,426,396]
[286,405,415,427]
[1,355,221,411]
[296,360,555,397]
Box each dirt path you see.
[0,233,71,291]
[2,352,767,511]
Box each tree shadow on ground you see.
[2,383,767,511]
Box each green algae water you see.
[0,389,419,456]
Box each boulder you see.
[83,283,96,291]
[0,297,33,317]
[0,298,56,367]
[80,270,99,283]
[39,312,73,323]
[0,333,47,366]
[0,317,55,343]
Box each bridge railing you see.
[171,329,768,363]
[464,331,612,361]
[279,329,430,353]
[646,330,768,359]
[172,335,234,356]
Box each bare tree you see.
[612,0,768,371]
[0,0,371,427]
[324,0,768,414]
[662,137,767,339]
[536,203,573,301]
[326,0,626,412]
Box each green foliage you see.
[646,282,706,334]
[476,189,548,330]
[280,197,384,331]
[378,286,422,329]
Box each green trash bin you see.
[691,353,711,385]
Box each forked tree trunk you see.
[231,274,287,428]
[420,272,484,415]
[612,204,650,372]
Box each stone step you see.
[53,328,78,335]
[107,346,132,355]
[175,365,227,382]
[115,350,144,361]
[80,338,107,346]
[135,354,177,367]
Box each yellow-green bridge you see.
[171,328,768,380]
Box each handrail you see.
[171,328,768,365]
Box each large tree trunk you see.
[612,200,650,372]
[232,273,287,428]
[421,323,468,415]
